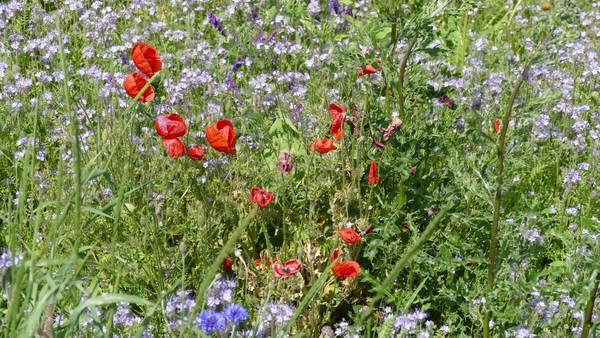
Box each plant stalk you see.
[483,65,530,338]
[582,272,600,338]
[398,36,418,120]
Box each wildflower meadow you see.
[1,0,600,337]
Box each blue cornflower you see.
[196,310,226,334]
[223,304,248,324]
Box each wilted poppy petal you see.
[132,42,162,77]
[162,138,186,158]
[206,119,236,155]
[123,72,155,103]
[155,114,187,139]
[187,145,206,160]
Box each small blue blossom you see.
[223,304,248,324]
[196,310,226,334]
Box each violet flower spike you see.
[208,13,226,37]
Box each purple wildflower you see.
[329,0,342,15]
[437,95,454,109]
[231,58,245,73]
[208,13,226,37]
[120,50,129,65]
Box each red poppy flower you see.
[332,260,360,280]
[493,117,501,134]
[369,160,379,186]
[131,42,162,78]
[310,139,337,154]
[155,114,187,139]
[273,258,301,279]
[330,114,345,140]
[338,228,361,245]
[162,138,186,158]
[206,119,236,155]
[328,103,347,118]
[187,145,206,160]
[357,64,377,78]
[223,256,234,271]
[123,72,155,103]
[250,187,275,210]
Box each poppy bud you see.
[368,160,379,186]
[493,117,501,134]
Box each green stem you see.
[483,64,531,338]
[56,17,82,251]
[398,37,418,120]
[369,204,452,308]
[582,272,600,338]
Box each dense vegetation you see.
[1,0,599,337]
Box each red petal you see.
[123,72,155,103]
[132,42,162,77]
[187,145,206,160]
[155,114,187,139]
[162,138,186,158]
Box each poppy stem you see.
[398,36,418,120]
[483,65,530,338]
[582,272,600,338]
[55,17,82,251]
